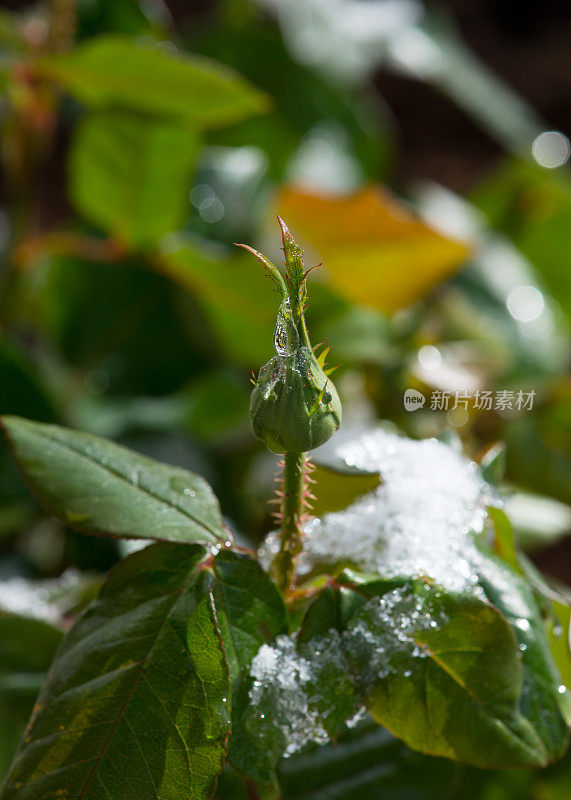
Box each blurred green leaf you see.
[0,342,55,423]
[76,0,169,39]
[70,111,200,248]
[1,416,227,545]
[489,506,524,574]
[504,394,571,505]
[472,159,571,321]
[0,613,63,783]
[310,466,381,517]
[278,719,464,800]
[38,257,206,396]
[193,22,391,183]
[479,442,506,485]
[158,239,275,365]
[504,490,571,552]
[185,371,250,443]
[38,35,270,129]
[0,342,55,535]
[0,543,231,800]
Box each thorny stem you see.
[270,451,306,593]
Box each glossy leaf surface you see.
[0,543,231,800]
[1,416,227,545]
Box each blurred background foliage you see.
[0,0,570,796]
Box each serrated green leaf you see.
[339,573,568,769]
[254,571,567,773]
[207,551,287,788]
[351,584,546,768]
[1,415,227,545]
[38,35,269,129]
[210,550,287,684]
[0,543,231,800]
[476,553,571,757]
[280,427,569,768]
[70,111,200,248]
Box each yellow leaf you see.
[278,186,470,313]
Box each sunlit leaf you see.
[338,582,566,768]
[209,551,288,788]
[278,186,469,312]
[1,416,227,545]
[70,111,200,248]
[310,465,381,516]
[0,543,231,800]
[38,35,270,129]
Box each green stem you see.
[270,451,305,593]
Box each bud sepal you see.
[250,345,341,454]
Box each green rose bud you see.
[251,343,342,454]
[238,218,342,454]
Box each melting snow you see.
[249,635,331,756]
[252,428,506,758]
[260,428,499,593]
[248,585,448,757]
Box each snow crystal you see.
[344,587,447,691]
[249,634,330,756]
[260,428,499,593]
[248,585,447,757]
